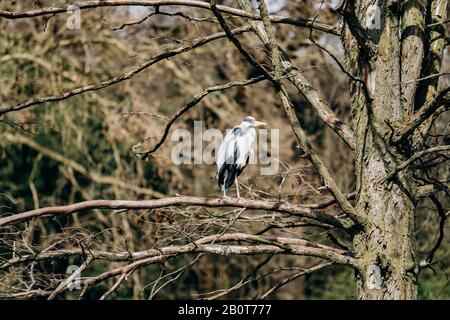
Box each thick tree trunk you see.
[345,1,420,299]
[352,99,418,298]
[353,131,418,299]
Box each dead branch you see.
[383,145,450,183]
[1,232,350,269]
[426,195,448,264]
[250,0,363,226]
[0,0,338,35]
[392,86,450,144]
[0,25,252,116]
[237,0,356,150]
[0,196,348,230]
[33,232,356,299]
[416,182,450,198]
[135,75,267,159]
[259,262,333,299]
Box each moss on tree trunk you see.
[345,0,424,300]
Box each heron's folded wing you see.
[235,129,256,169]
[216,127,239,171]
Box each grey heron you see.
[216,116,266,198]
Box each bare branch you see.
[260,262,333,299]
[0,289,52,299]
[382,145,450,183]
[1,232,355,298]
[210,0,273,81]
[396,72,450,86]
[135,75,267,159]
[416,181,450,198]
[112,9,223,30]
[426,195,448,264]
[237,0,356,150]
[99,272,128,300]
[38,233,356,298]
[0,0,338,35]
[392,86,450,143]
[0,25,252,116]
[0,197,348,230]
[196,255,274,299]
[2,233,351,267]
[251,0,363,226]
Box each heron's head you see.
[243,116,266,127]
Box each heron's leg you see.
[220,186,229,200]
[235,177,240,199]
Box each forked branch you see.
[392,86,450,144]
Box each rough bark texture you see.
[345,1,420,299]
[413,0,448,142]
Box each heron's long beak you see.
[254,121,267,127]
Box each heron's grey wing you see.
[234,128,256,172]
[217,127,245,189]
[216,127,240,172]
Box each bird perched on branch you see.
[216,116,266,198]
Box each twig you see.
[426,195,447,264]
[99,271,129,300]
[382,145,450,183]
[136,75,267,160]
[391,86,450,144]
[47,256,93,300]
[259,262,333,299]
[0,25,253,116]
